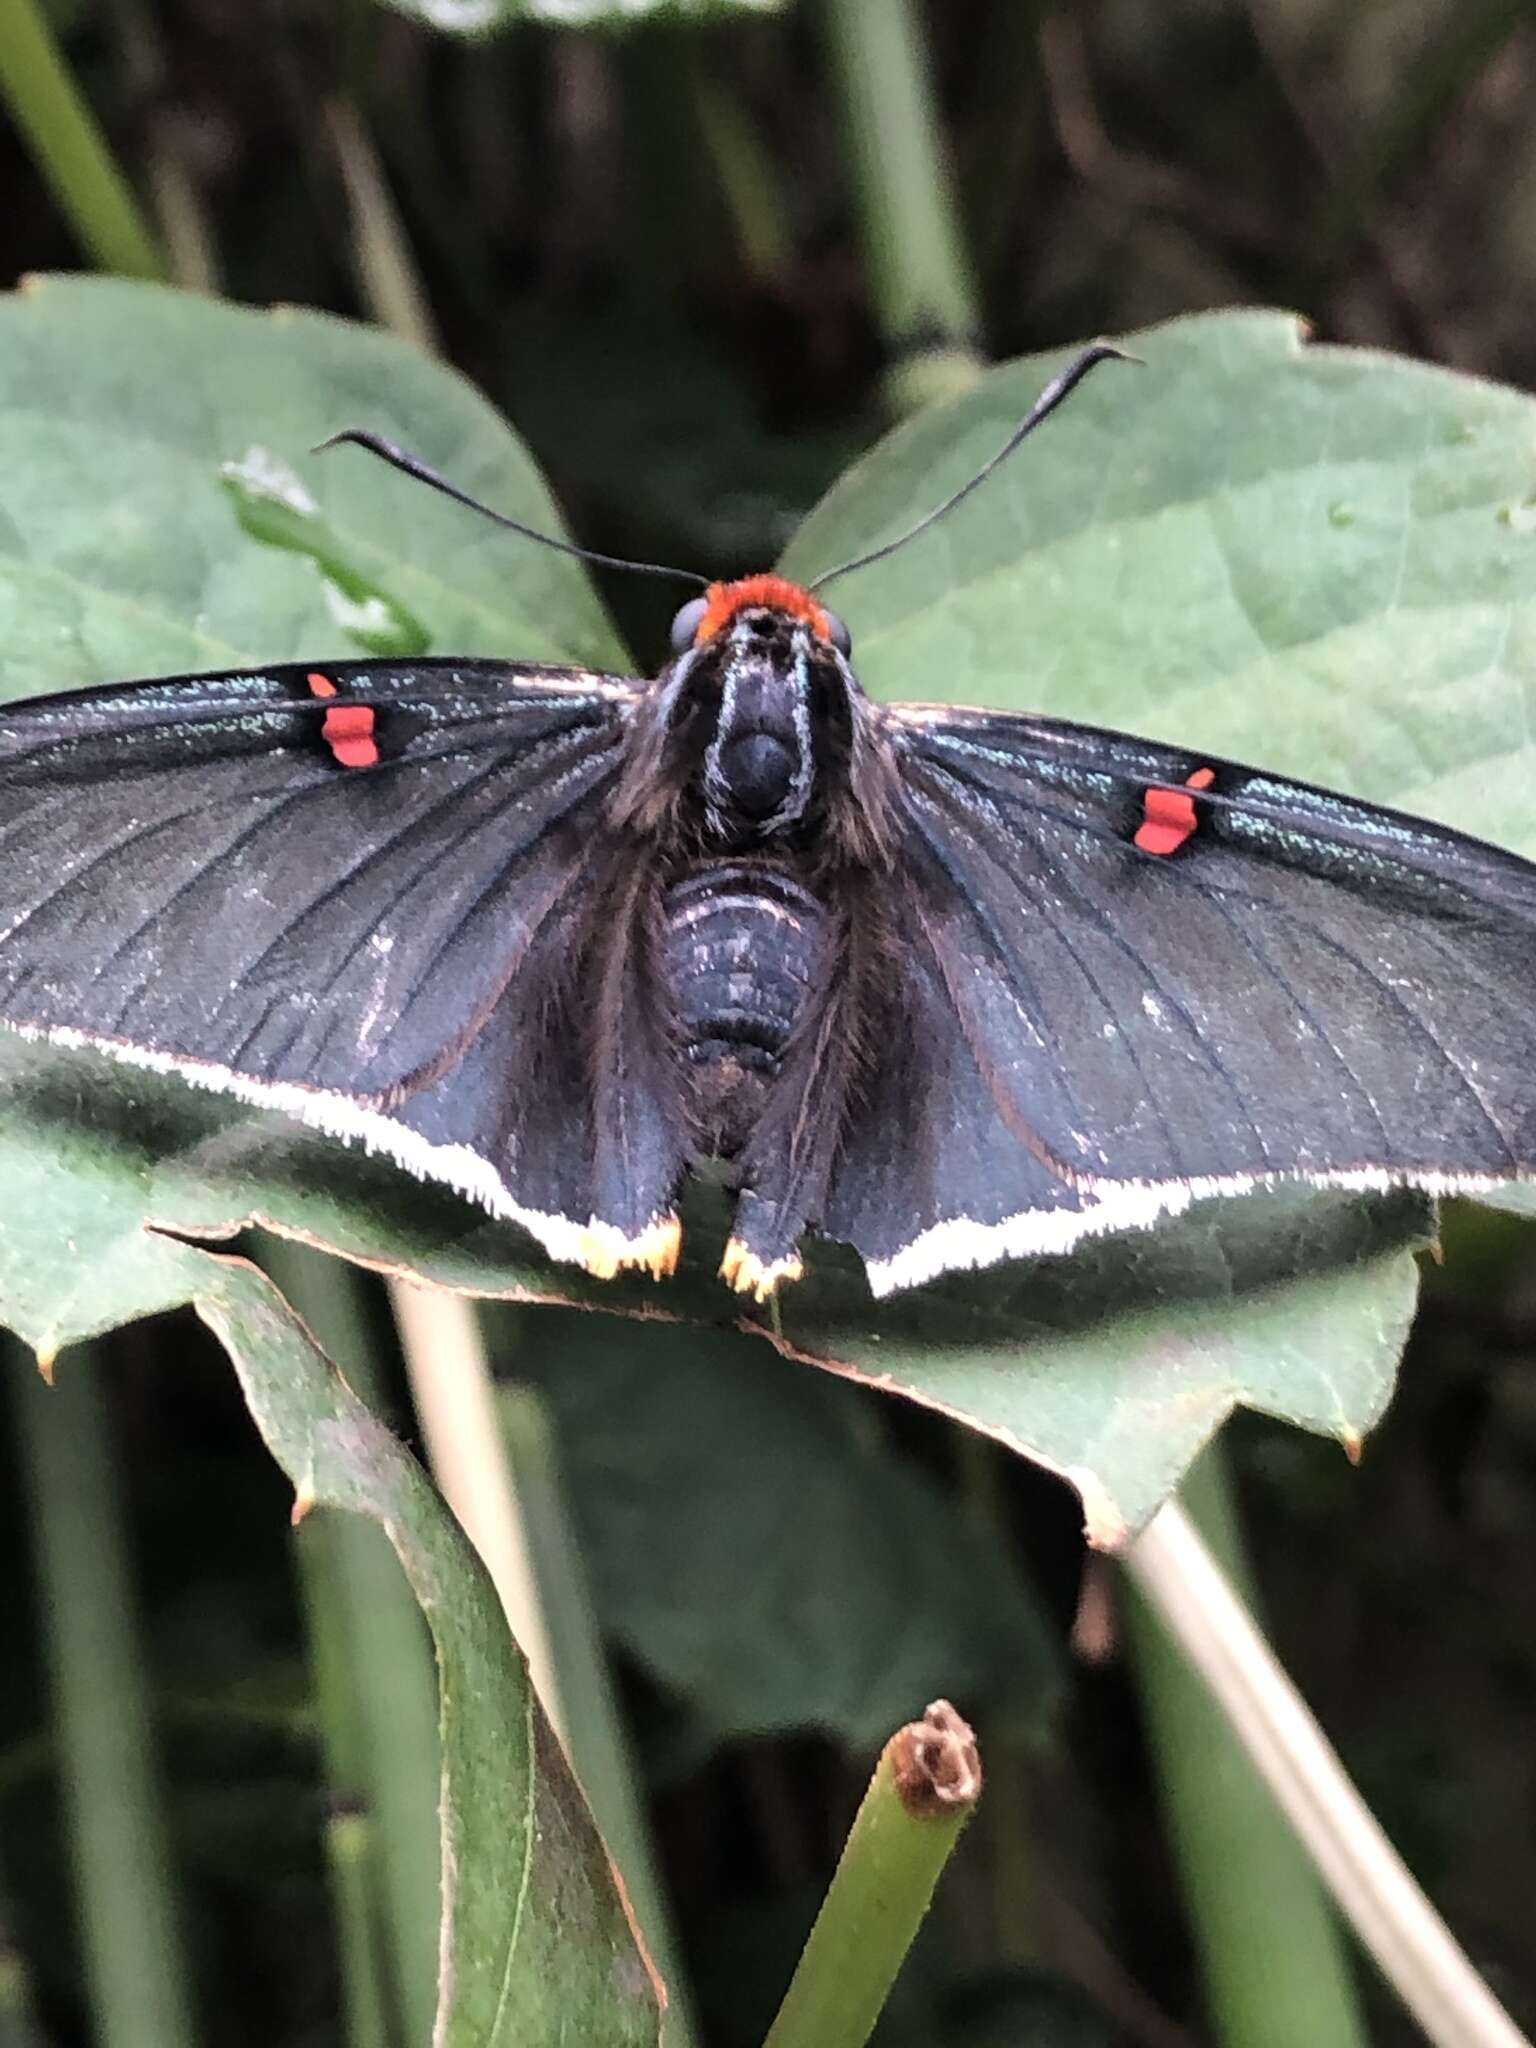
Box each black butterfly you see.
[1,349,1533,1299]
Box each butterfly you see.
[0,346,1533,1299]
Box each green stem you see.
[815,0,983,414]
[1125,1483,1525,2048]
[323,1808,393,2048]
[0,1907,44,2048]
[8,1344,197,2048]
[261,1239,440,2048]
[686,58,793,284]
[762,1702,981,2048]
[951,1430,1041,1966]
[498,1383,697,2048]
[1121,1440,1365,2048]
[0,0,165,279]
[325,96,438,353]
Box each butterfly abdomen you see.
[661,859,831,1161]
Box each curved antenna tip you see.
[312,428,707,590]
[810,340,1135,593]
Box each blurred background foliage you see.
[2,2,1536,2044]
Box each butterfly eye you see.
[825,610,853,656]
[669,596,709,655]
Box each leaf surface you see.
[196,1261,664,2048]
[498,1310,1061,1743]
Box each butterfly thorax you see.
[693,607,828,839]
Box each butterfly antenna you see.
[314,429,708,590]
[809,342,1135,593]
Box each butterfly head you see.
[667,575,853,660]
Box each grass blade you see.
[8,1342,197,2048]
[261,1239,441,2048]
[0,0,165,278]
[814,0,982,411]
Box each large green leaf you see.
[497,1311,1060,1746]
[195,1264,664,2048]
[0,283,1526,1543]
[782,310,1536,855]
[126,1097,1427,1544]
[4,1251,663,2046]
[375,0,782,36]
[0,274,623,698]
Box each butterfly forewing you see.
[0,659,632,1090]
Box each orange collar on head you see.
[694,574,832,646]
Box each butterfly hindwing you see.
[823,703,1536,1292]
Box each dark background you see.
[3,3,1535,2043]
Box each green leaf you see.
[2,1247,664,2043]
[0,285,1526,1544]
[195,1262,665,2048]
[779,1186,1430,1551]
[373,0,783,37]
[498,1311,1060,1746]
[0,274,624,696]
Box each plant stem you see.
[1121,1442,1364,2047]
[144,123,220,295]
[101,0,220,293]
[0,0,165,279]
[325,96,439,354]
[323,1808,393,2048]
[8,1344,196,2048]
[389,1283,561,1729]
[261,1238,440,2048]
[815,0,983,414]
[498,1381,697,2047]
[686,57,793,285]
[1125,1476,1530,2048]
[0,1905,44,2048]
[762,1701,981,2048]
[296,1536,389,2048]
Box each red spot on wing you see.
[1134,765,1215,856]
[321,705,379,769]
[306,669,379,769]
[695,574,832,646]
